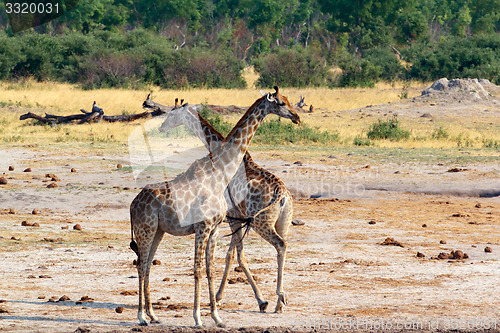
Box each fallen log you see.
[20,101,167,124]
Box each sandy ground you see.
[0,143,498,333]
[1,81,499,332]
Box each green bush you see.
[367,118,410,141]
[431,126,450,140]
[254,47,330,88]
[363,47,405,81]
[405,34,500,84]
[198,105,233,136]
[0,33,25,79]
[334,54,382,88]
[254,118,340,145]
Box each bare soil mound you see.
[421,78,499,102]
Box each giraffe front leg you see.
[216,229,237,305]
[206,228,225,327]
[193,228,210,328]
[145,230,164,324]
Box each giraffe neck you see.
[211,97,268,179]
[185,108,224,152]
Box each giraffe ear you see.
[259,90,267,96]
[266,93,275,102]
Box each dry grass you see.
[1,78,499,149]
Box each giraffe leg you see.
[193,226,210,328]
[144,229,164,324]
[255,225,288,313]
[136,235,153,326]
[206,227,225,327]
[232,223,268,312]
[215,221,238,305]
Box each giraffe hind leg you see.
[144,229,164,324]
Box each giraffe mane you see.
[197,112,225,141]
[223,96,266,143]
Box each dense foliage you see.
[0,0,499,87]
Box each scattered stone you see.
[475,203,482,208]
[440,240,447,244]
[133,259,138,266]
[420,113,433,118]
[381,237,404,247]
[152,259,161,265]
[58,295,70,302]
[38,296,45,299]
[368,221,376,225]
[162,277,170,282]
[485,247,492,253]
[120,290,138,296]
[71,168,77,172]
[75,327,91,333]
[123,187,130,190]
[73,224,82,231]
[45,174,60,181]
[10,237,21,241]
[8,166,14,171]
[61,226,69,229]
[228,278,237,284]
[167,304,184,310]
[293,161,303,166]
[0,177,7,185]
[21,221,39,227]
[48,296,59,302]
[451,250,464,260]
[24,168,31,172]
[463,253,469,259]
[0,307,9,314]
[160,296,171,300]
[32,209,39,215]
[117,164,123,169]
[47,183,58,188]
[447,168,468,172]
[438,252,450,260]
[8,208,15,214]
[422,224,427,228]
[451,213,470,217]
[291,219,305,226]
[416,252,425,258]
[28,275,36,279]
[115,306,124,313]
[234,266,244,272]
[39,275,52,279]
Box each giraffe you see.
[130,87,300,327]
[153,95,293,313]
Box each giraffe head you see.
[159,104,197,133]
[260,86,301,125]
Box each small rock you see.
[38,296,45,299]
[115,306,124,313]
[463,253,469,259]
[438,252,450,260]
[162,277,170,282]
[117,164,123,169]
[123,187,130,190]
[39,275,52,279]
[228,278,237,284]
[28,275,36,279]
[422,224,427,228]
[485,247,492,253]
[73,224,82,231]
[416,252,425,258]
[8,166,14,171]
[381,237,404,247]
[451,250,464,260]
[475,203,482,208]
[447,168,468,173]
[440,240,447,244]
[293,161,303,166]
[291,219,305,226]
[0,177,7,185]
[24,168,31,172]
[58,295,70,302]
[45,174,60,181]
[0,307,9,314]
[152,259,161,265]
[234,266,244,272]
[160,296,170,300]
[61,226,68,229]
[8,208,15,214]
[48,296,59,302]
[368,221,376,225]
[47,183,58,188]
[32,209,39,215]
[71,168,77,172]
[133,259,138,266]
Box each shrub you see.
[198,105,233,136]
[363,47,405,81]
[367,118,410,141]
[431,126,450,140]
[0,33,25,79]
[254,47,330,88]
[405,34,500,84]
[334,55,382,88]
[253,118,340,145]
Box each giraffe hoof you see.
[259,301,269,313]
[150,319,161,324]
[217,322,226,328]
[139,321,148,326]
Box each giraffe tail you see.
[226,185,285,241]
[130,223,139,256]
